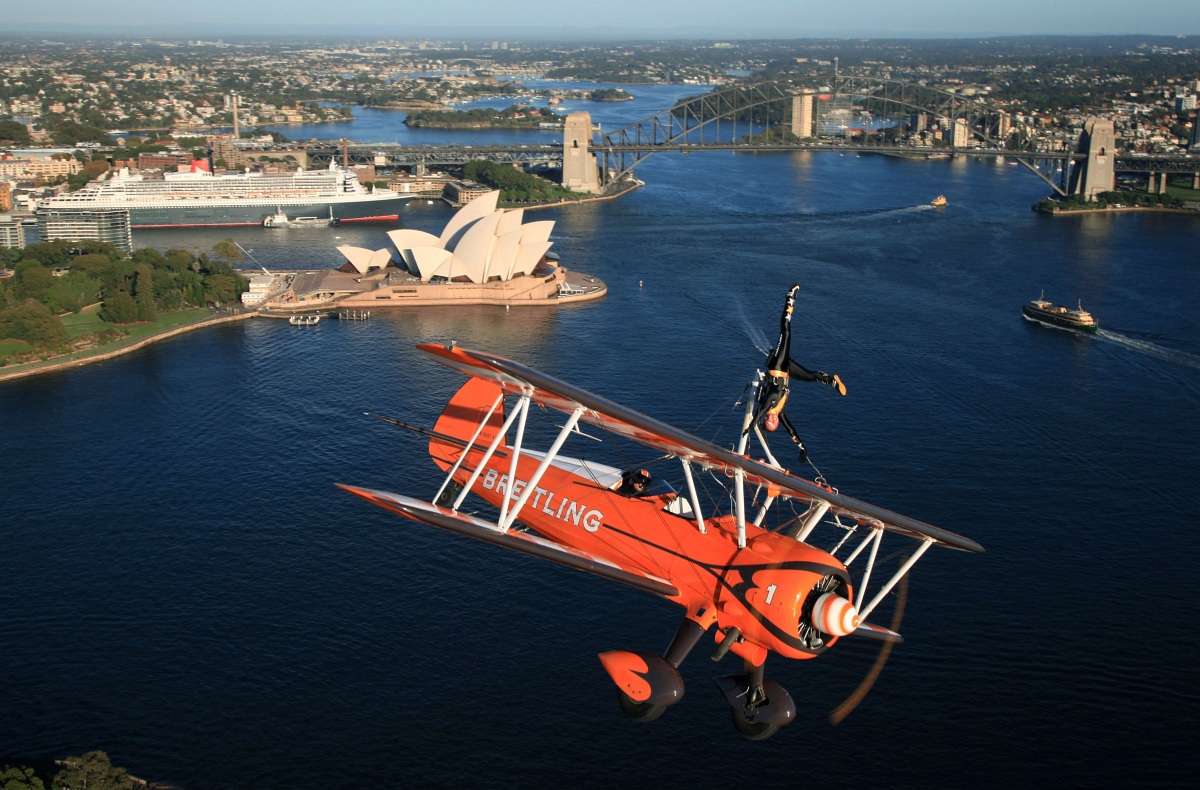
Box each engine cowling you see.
[715,539,855,659]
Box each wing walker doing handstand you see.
[753,283,846,463]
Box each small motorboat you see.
[289,314,321,326]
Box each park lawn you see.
[1165,182,1200,202]
[1,307,216,375]
[60,303,109,338]
[109,308,212,344]
[0,338,31,358]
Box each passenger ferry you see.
[1022,292,1098,332]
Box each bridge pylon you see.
[1067,118,1116,199]
[563,111,600,194]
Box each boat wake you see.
[1095,329,1200,370]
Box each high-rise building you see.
[792,92,815,139]
[952,118,972,148]
[36,208,132,255]
[0,213,26,249]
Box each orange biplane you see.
[340,343,983,739]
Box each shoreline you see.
[1034,204,1200,216]
[0,312,255,384]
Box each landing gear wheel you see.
[731,707,780,740]
[616,689,666,722]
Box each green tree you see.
[133,264,157,321]
[13,265,54,303]
[70,253,118,286]
[48,121,112,146]
[0,300,69,349]
[99,291,139,324]
[212,238,244,266]
[0,120,32,145]
[203,273,239,305]
[52,751,135,790]
[0,763,45,789]
[47,273,103,314]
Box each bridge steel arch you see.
[595,77,1049,188]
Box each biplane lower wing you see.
[336,484,681,598]
[418,344,984,554]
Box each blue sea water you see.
[3,89,1200,787]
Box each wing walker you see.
[341,338,983,739]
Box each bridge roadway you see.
[304,140,1199,174]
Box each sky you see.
[1,0,1198,38]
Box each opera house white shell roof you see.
[335,191,556,284]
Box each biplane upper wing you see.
[336,484,681,598]
[419,344,983,554]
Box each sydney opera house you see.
[262,191,606,310]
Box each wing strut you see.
[750,425,782,527]
[452,393,530,513]
[859,539,933,621]
[499,405,585,532]
[679,458,707,534]
[791,500,831,542]
[853,527,884,612]
[732,376,762,549]
[498,394,531,528]
[434,390,504,506]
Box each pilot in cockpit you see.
[615,468,652,497]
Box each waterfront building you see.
[0,214,26,250]
[0,180,12,212]
[0,155,82,182]
[262,191,605,310]
[444,180,492,206]
[240,274,277,306]
[36,207,133,255]
[791,91,815,139]
[996,113,1013,140]
[387,175,453,197]
[952,118,972,148]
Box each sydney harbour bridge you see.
[303,77,1200,199]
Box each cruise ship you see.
[38,160,413,229]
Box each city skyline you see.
[1,0,1199,39]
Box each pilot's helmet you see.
[632,468,651,486]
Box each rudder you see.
[430,376,507,472]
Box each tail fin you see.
[430,376,507,471]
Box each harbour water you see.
[3,87,1200,787]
